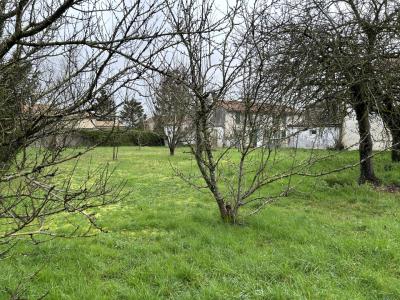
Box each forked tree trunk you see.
[216,199,237,223]
[112,145,118,160]
[351,85,380,185]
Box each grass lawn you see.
[1,146,400,299]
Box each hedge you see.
[73,129,164,147]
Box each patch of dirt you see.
[376,184,400,193]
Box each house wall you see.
[342,112,391,150]
[76,118,120,129]
[223,111,237,146]
[221,111,250,147]
[287,111,392,151]
[145,119,155,131]
[221,111,288,148]
[287,127,340,149]
[208,105,392,151]
[211,127,225,148]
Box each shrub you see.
[73,129,164,147]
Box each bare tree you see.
[161,0,321,223]
[0,0,178,255]
[274,0,400,183]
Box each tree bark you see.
[378,98,400,162]
[351,84,380,185]
[380,114,400,162]
[0,141,21,173]
[169,146,175,156]
[390,129,400,162]
[0,147,12,171]
[216,199,236,223]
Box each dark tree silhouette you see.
[151,68,192,155]
[120,99,146,129]
[92,90,117,121]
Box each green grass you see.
[1,147,400,299]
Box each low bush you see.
[73,129,164,147]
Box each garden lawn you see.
[1,146,399,299]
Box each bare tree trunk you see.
[169,146,175,156]
[217,199,235,223]
[391,130,400,162]
[378,99,400,163]
[112,144,119,160]
[168,136,176,156]
[335,116,345,150]
[0,147,12,171]
[208,182,235,222]
[351,84,380,185]
[382,120,400,162]
[192,104,238,223]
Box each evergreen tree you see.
[0,61,38,169]
[92,90,116,121]
[120,99,146,129]
[153,68,192,155]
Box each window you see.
[310,129,317,135]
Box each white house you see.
[287,127,340,149]
[287,108,391,150]
[341,112,391,150]
[155,99,392,150]
[212,101,392,150]
[210,100,291,148]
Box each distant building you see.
[210,100,292,148]
[144,116,156,132]
[153,99,391,150]
[287,107,391,150]
[341,112,391,150]
[75,116,122,130]
[286,104,343,149]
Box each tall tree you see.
[152,68,192,155]
[92,89,117,121]
[275,0,400,184]
[120,99,146,129]
[163,0,315,223]
[0,0,179,258]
